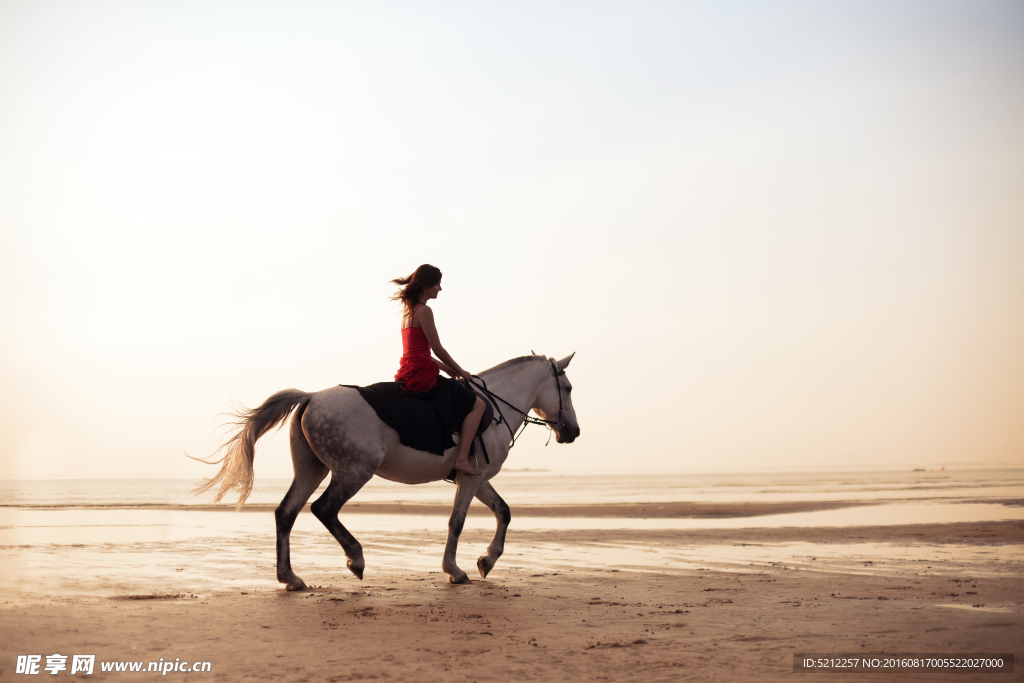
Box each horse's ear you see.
[556,352,575,372]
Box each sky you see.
[1,0,1022,480]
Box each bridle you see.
[469,358,567,450]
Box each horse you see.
[194,353,580,588]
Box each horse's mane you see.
[479,354,546,376]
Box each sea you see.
[1,468,1022,536]
[1,467,1022,508]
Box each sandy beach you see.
[1,497,1022,682]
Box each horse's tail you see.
[191,389,311,510]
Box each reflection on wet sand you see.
[3,522,1022,596]
[2,500,1023,546]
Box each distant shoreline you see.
[0,500,889,518]
[2,465,1022,482]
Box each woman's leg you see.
[454,397,485,476]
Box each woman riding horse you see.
[391,264,486,476]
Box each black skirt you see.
[347,377,478,455]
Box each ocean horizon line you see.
[2,463,1022,482]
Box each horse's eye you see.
[566,387,572,393]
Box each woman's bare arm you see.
[433,358,457,376]
[415,306,469,379]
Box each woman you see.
[391,264,486,476]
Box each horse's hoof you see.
[477,556,493,578]
[347,558,364,580]
[285,578,307,592]
[448,571,472,585]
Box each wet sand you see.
[3,500,880,517]
[1,505,1022,681]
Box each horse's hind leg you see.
[276,411,329,591]
[309,460,377,580]
[474,481,511,579]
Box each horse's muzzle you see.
[556,425,581,444]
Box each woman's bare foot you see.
[453,397,486,477]
[453,453,481,476]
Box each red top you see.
[395,325,439,392]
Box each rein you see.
[469,359,565,450]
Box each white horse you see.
[195,354,579,589]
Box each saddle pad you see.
[341,380,491,456]
[472,388,496,441]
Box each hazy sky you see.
[1,0,1022,480]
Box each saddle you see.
[341,382,495,458]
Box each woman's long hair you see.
[390,264,442,315]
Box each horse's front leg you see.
[473,481,510,579]
[442,472,484,584]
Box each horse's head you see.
[534,353,580,444]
